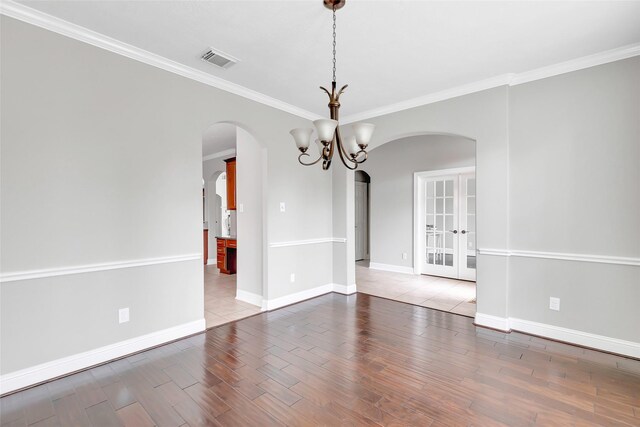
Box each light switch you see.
[549,297,560,311]
[280,202,286,213]
[238,203,244,213]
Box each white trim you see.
[269,237,346,248]
[0,254,202,283]
[510,317,640,359]
[264,284,333,311]
[333,283,357,295]
[510,250,640,267]
[203,148,236,162]
[474,313,510,332]
[342,43,640,124]
[475,313,640,358]
[414,167,476,179]
[0,319,205,395]
[477,248,640,266]
[235,289,263,308]
[0,0,319,121]
[510,43,640,85]
[369,262,415,275]
[342,74,514,124]
[206,258,216,266]
[477,248,511,257]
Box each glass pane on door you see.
[465,177,476,270]
[425,177,455,268]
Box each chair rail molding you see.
[0,254,202,283]
[477,248,639,266]
[269,237,346,248]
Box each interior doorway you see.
[415,167,476,281]
[354,171,370,262]
[201,123,265,329]
[353,134,476,317]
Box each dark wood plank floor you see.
[2,293,640,426]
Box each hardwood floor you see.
[2,293,640,426]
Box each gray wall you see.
[364,135,475,268]
[507,57,640,342]
[0,16,333,374]
[343,57,639,345]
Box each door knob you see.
[461,230,466,234]
[451,230,458,234]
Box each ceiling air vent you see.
[200,47,238,69]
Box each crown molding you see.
[341,74,515,124]
[2,1,638,125]
[342,43,640,124]
[0,0,320,121]
[510,43,640,85]
[203,148,236,162]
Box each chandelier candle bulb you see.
[290,128,313,152]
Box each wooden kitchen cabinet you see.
[225,157,236,210]
[216,237,237,274]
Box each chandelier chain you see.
[332,5,337,83]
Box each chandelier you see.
[289,0,375,170]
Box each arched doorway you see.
[201,122,267,328]
[354,170,371,263]
[352,133,478,318]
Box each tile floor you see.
[356,261,476,317]
[204,265,262,329]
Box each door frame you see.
[413,166,476,275]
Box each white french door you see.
[416,168,476,281]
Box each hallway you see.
[356,262,476,317]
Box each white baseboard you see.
[474,313,640,358]
[0,319,205,395]
[206,258,216,266]
[333,283,357,295]
[509,317,640,359]
[369,262,415,275]
[474,313,511,332]
[235,289,263,308]
[264,284,334,311]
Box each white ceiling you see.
[14,1,640,118]
[202,123,236,157]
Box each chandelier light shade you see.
[289,128,313,152]
[290,0,375,170]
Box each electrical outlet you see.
[402,252,407,260]
[280,202,286,213]
[238,203,244,213]
[290,273,295,283]
[119,308,130,324]
[549,297,560,311]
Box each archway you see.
[350,132,478,317]
[201,122,267,328]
